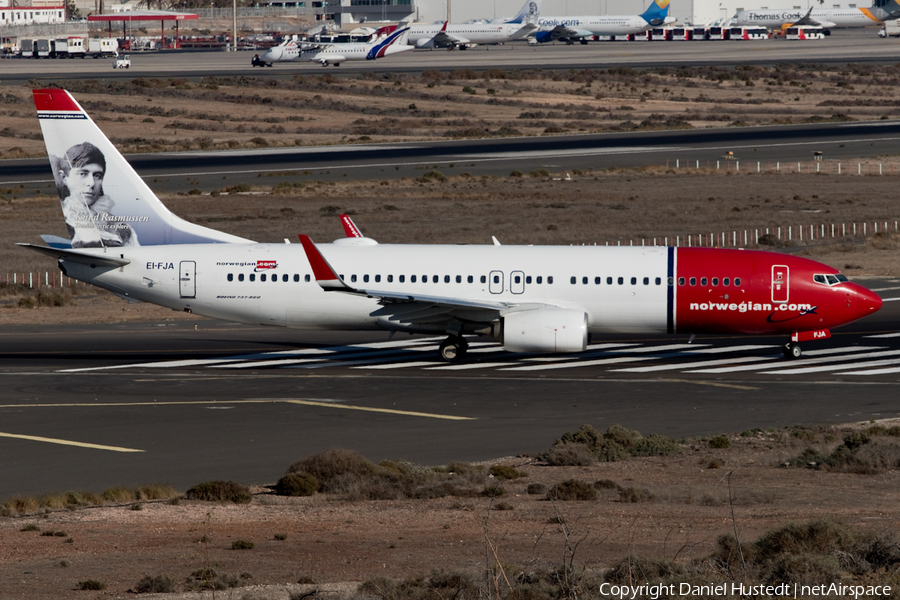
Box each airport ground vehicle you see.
[786,25,825,39]
[113,55,131,68]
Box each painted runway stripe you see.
[763,356,900,375]
[59,358,248,372]
[0,398,472,421]
[607,343,709,353]
[689,348,900,374]
[682,345,775,354]
[837,365,900,375]
[500,356,656,371]
[612,355,778,373]
[425,362,512,371]
[0,432,144,453]
[353,361,439,370]
[864,332,900,339]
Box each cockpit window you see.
[814,273,847,286]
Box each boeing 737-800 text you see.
[21,89,882,362]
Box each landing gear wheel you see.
[783,342,802,359]
[439,336,468,363]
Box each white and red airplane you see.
[21,89,882,362]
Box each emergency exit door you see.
[771,265,789,303]
[179,261,196,298]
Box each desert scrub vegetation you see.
[786,428,900,474]
[185,480,252,504]
[1,484,178,516]
[356,519,900,600]
[542,424,682,465]
[281,448,498,500]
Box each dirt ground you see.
[2,424,900,600]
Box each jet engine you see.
[499,308,588,353]
[415,38,437,49]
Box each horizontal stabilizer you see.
[17,243,131,267]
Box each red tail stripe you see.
[33,89,80,112]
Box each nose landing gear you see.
[783,342,802,359]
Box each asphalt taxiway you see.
[1,280,899,498]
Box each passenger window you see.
[304,274,310,282]
[481,276,486,284]
[607,277,613,285]
[689,277,696,286]
[701,277,708,286]
[467,275,473,283]
[272,276,277,283]
[261,274,267,282]
[445,275,451,283]
[526,276,532,284]
[227,273,233,282]
[283,274,288,282]
[375,275,381,283]
[678,277,685,286]
[537,276,542,284]
[582,277,588,285]
[712,277,718,286]
[570,277,577,285]
[618,277,624,285]
[456,275,461,283]
[723,278,730,286]
[493,275,500,284]
[399,275,405,283]
[595,277,601,285]
[631,277,637,285]
[422,275,427,283]
[363,275,369,283]
[656,277,662,285]
[388,275,394,282]
[548,276,554,284]
[239,274,245,282]
[734,277,741,286]
[411,275,417,283]
[433,275,439,283]
[250,274,256,282]
[515,275,521,284]
[351,274,357,283]
[294,274,300,282]
[643,277,649,285]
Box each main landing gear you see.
[439,335,468,362]
[783,342,802,359]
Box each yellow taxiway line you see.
[0,432,144,453]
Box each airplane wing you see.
[298,235,557,325]
[534,25,592,42]
[16,243,131,267]
[432,31,471,46]
[509,23,538,38]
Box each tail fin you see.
[33,89,252,248]
[508,0,541,23]
[639,0,670,25]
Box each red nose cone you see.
[848,283,883,320]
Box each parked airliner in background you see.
[532,0,674,43]
[22,89,882,362]
[732,3,900,29]
[258,24,411,66]
[408,17,536,49]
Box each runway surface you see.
[2,279,899,498]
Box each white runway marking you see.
[500,356,656,371]
[691,348,898,374]
[612,355,778,373]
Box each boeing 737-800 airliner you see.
[21,89,882,362]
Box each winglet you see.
[340,214,363,238]
[298,235,357,292]
[440,20,449,31]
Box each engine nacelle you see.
[500,308,587,354]
[415,38,436,49]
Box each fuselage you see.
[733,8,884,27]
[408,22,530,45]
[64,243,881,337]
[536,15,651,35]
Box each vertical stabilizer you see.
[640,0,670,25]
[33,89,253,248]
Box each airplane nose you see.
[848,283,883,317]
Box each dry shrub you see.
[543,442,596,466]
[275,472,319,497]
[488,464,526,480]
[544,424,681,464]
[549,479,597,501]
[617,486,653,503]
[185,480,252,504]
[133,574,175,594]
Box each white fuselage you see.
[70,242,670,334]
[733,8,882,27]
[408,22,531,46]
[536,15,651,35]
